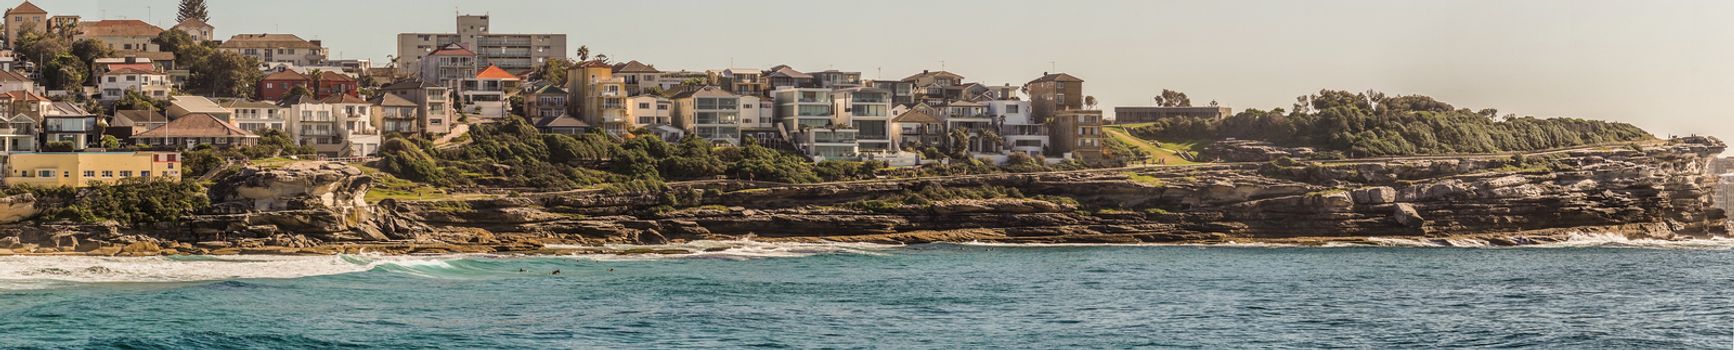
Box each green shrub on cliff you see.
[1128,90,1652,158]
[20,179,209,226]
[379,138,451,186]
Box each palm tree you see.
[576,46,590,61]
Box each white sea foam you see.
[947,241,1308,248]
[1363,232,1734,250]
[548,240,903,261]
[0,255,470,289]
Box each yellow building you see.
[4,151,182,188]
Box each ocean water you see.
[1,238,1732,349]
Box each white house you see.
[986,98,1044,154]
[625,95,672,128]
[219,100,286,134]
[97,67,171,101]
[0,71,36,94]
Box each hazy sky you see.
[43,0,1734,142]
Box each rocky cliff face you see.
[1,138,1725,256]
[375,137,1727,247]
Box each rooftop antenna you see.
[877,67,882,80]
[940,60,946,71]
[1050,61,1056,72]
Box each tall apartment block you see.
[395,15,566,74]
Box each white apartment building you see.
[987,98,1045,154]
[626,95,672,128]
[941,100,997,153]
[395,15,566,73]
[674,86,748,145]
[218,33,327,66]
[219,100,286,133]
[97,68,170,101]
[457,65,520,119]
[834,87,893,153]
[774,88,857,160]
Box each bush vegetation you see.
[1128,90,1651,158]
[11,179,209,226]
[374,117,1089,192]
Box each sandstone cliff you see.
[0,137,1725,255]
[375,137,1727,248]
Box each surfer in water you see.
[551,269,561,275]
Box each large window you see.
[696,97,739,110]
[852,104,886,117]
[854,121,887,140]
[797,105,831,117]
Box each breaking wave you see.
[0,254,474,289]
[549,240,903,261]
[1363,233,1734,250]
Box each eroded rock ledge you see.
[0,137,1725,255]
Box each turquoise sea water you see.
[1,240,1732,349]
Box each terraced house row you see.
[0,0,1113,185]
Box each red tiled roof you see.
[475,65,516,80]
[220,34,320,49]
[261,70,310,81]
[133,113,257,138]
[316,71,355,82]
[319,94,367,104]
[106,67,163,75]
[173,18,211,30]
[79,20,164,38]
[3,90,46,101]
[8,1,44,14]
[0,70,30,82]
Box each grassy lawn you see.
[1103,125,1198,165]
[248,157,301,169]
[353,164,494,203]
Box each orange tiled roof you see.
[475,65,516,80]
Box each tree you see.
[1084,96,1097,109]
[535,58,572,86]
[286,85,311,99]
[156,29,260,97]
[1154,89,1191,107]
[70,39,114,66]
[112,90,165,112]
[15,28,67,65]
[576,45,590,61]
[99,135,122,149]
[41,54,87,91]
[178,0,210,23]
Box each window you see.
[102,171,113,178]
[126,75,136,81]
[120,171,132,177]
[639,102,651,109]
[141,171,151,177]
[37,170,52,178]
[108,77,116,83]
[1007,104,1020,113]
[83,170,95,177]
